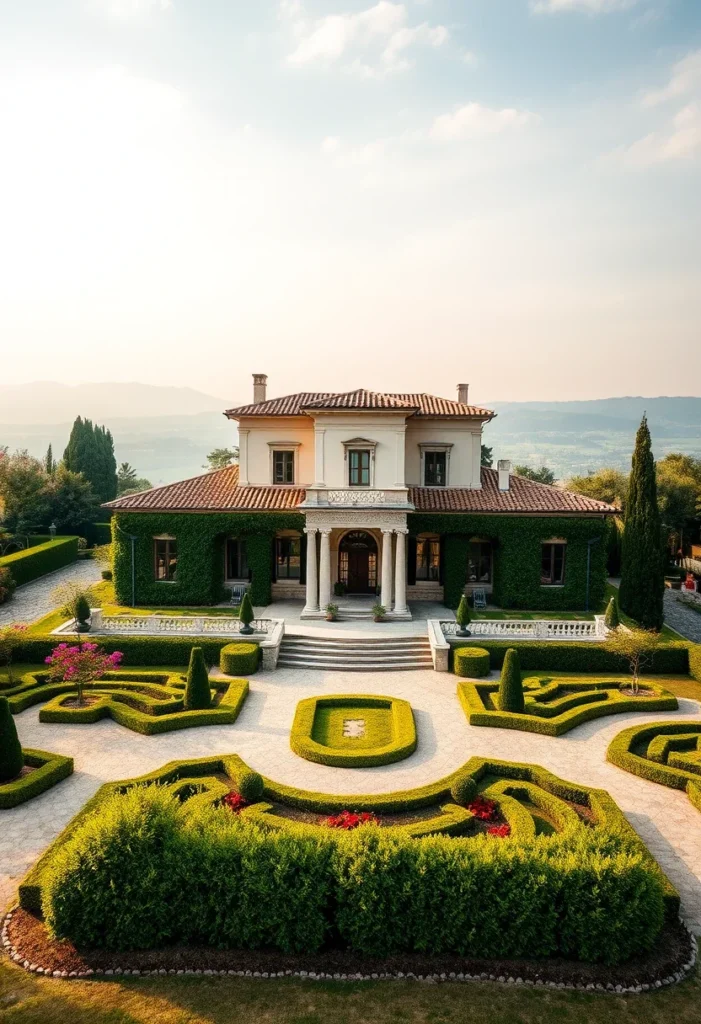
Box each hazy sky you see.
[1,0,700,407]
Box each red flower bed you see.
[323,810,379,830]
[467,796,498,822]
[486,824,511,838]
[222,792,248,813]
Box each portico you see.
[301,510,412,620]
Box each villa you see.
[105,375,617,616]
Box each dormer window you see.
[268,442,301,485]
[419,443,453,487]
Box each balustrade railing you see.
[89,612,273,636]
[439,617,606,641]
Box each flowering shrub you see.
[222,792,248,813]
[45,642,123,706]
[486,824,511,838]
[324,810,379,830]
[467,796,498,822]
[0,623,28,683]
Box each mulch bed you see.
[5,907,695,992]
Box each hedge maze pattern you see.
[607,721,701,813]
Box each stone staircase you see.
[277,634,433,671]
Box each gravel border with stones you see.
[2,907,697,994]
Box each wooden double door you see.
[339,531,378,594]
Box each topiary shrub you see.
[454,647,490,678]
[0,567,17,606]
[0,696,23,783]
[219,642,259,676]
[184,647,211,711]
[604,595,620,630]
[449,771,477,806]
[233,766,264,803]
[498,648,524,713]
[238,592,255,635]
[74,594,91,627]
[455,595,471,637]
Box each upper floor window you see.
[154,537,177,581]
[467,541,491,584]
[276,536,301,578]
[416,536,441,581]
[541,542,566,585]
[273,450,295,484]
[424,451,447,487]
[349,449,371,487]
[225,538,248,581]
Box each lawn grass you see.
[2,957,701,1024]
[472,610,596,621]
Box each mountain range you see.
[1,383,699,486]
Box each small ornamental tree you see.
[184,647,211,711]
[603,627,659,696]
[239,592,254,635]
[498,648,524,713]
[604,595,620,630]
[45,642,123,707]
[0,623,28,684]
[0,696,23,782]
[455,594,471,637]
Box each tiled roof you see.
[409,468,618,515]
[226,390,494,419]
[103,465,305,513]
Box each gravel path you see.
[0,560,102,628]
[664,589,701,643]
[2,665,701,934]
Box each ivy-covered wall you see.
[112,512,305,607]
[408,513,611,611]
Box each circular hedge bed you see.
[219,642,260,676]
[454,647,491,678]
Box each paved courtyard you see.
[664,589,701,643]
[0,560,102,627]
[2,664,701,934]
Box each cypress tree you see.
[604,595,620,630]
[0,696,23,782]
[498,648,524,713]
[619,415,665,630]
[44,443,55,476]
[184,647,211,710]
[63,417,118,504]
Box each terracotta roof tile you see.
[409,468,618,515]
[103,465,305,513]
[226,390,494,419]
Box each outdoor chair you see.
[472,587,487,610]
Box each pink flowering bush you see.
[45,642,123,706]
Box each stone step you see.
[282,637,429,650]
[277,655,432,671]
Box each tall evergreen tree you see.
[619,415,665,630]
[44,443,55,476]
[63,417,117,504]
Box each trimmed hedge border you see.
[458,675,678,737]
[16,633,254,668]
[0,537,79,588]
[0,748,73,809]
[607,721,701,814]
[290,694,417,768]
[453,647,491,678]
[242,801,474,839]
[4,670,248,736]
[219,642,260,676]
[452,639,696,676]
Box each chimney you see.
[498,459,511,492]
[457,383,469,405]
[252,373,268,405]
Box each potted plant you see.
[238,592,255,635]
[372,602,386,623]
[74,594,92,633]
[455,594,471,637]
[325,602,339,622]
[333,581,347,597]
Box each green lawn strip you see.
[458,675,679,736]
[607,721,701,814]
[473,610,596,621]
[289,694,417,768]
[3,669,248,735]
[0,749,73,809]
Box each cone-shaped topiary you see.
[239,592,255,635]
[184,647,211,711]
[0,696,23,783]
[498,648,524,713]
[74,594,91,623]
[604,595,620,630]
[619,415,665,630]
[455,594,471,636]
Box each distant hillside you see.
[1,390,699,486]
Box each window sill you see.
[154,580,177,584]
[540,584,565,588]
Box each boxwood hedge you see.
[219,642,260,676]
[0,748,74,809]
[452,639,695,676]
[290,694,417,768]
[607,720,701,813]
[0,536,79,588]
[453,646,491,678]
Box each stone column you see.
[394,528,408,615]
[318,528,332,610]
[303,528,319,613]
[380,529,393,611]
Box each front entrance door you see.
[339,531,378,595]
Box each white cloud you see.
[531,0,637,13]
[643,49,701,107]
[284,2,448,76]
[430,102,540,141]
[88,0,172,17]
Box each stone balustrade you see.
[437,616,607,643]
